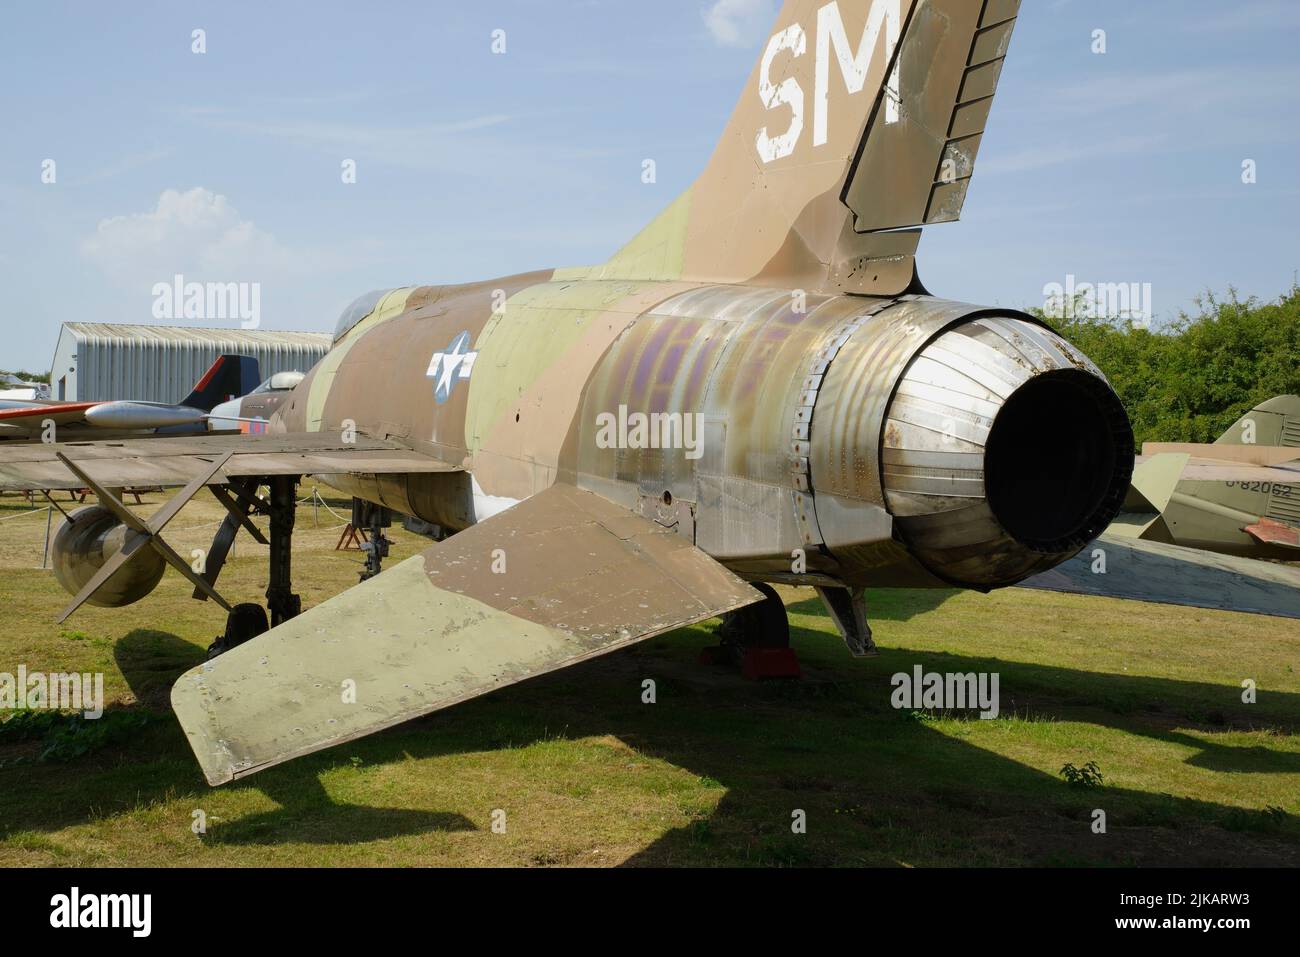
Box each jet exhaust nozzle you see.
[880,315,1134,587]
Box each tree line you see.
[1032,284,1300,445]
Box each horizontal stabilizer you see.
[1107,453,1186,541]
[172,483,761,785]
[1122,453,1187,514]
[1020,532,1300,619]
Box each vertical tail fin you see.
[180,355,261,411]
[1216,396,1300,447]
[572,0,1021,294]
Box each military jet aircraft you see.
[1,0,1295,786]
[1120,396,1300,556]
[0,354,260,442]
[206,371,307,435]
[1019,396,1300,617]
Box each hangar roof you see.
[60,323,331,348]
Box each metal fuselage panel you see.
[275,274,1130,590]
[275,277,882,579]
[1165,480,1300,558]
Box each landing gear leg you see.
[203,475,299,657]
[702,582,801,679]
[353,499,392,581]
[266,475,302,626]
[815,584,877,657]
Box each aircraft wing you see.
[1020,531,1300,619]
[0,432,457,490]
[0,402,99,434]
[0,357,265,439]
[171,482,762,785]
[0,400,209,434]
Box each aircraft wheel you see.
[718,582,790,649]
[206,602,270,659]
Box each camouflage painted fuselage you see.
[271,0,1133,595]
[275,273,1132,593]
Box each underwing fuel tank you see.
[50,506,165,607]
[82,402,208,431]
[811,300,1134,588]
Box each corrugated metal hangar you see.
[49,323,331,402]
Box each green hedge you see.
[1032,285,1300,445]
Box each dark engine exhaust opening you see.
[984,369,1134,553]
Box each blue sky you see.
[2,0,1298,371]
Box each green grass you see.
[0,488,1297,866]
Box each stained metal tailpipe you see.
[880,315,1134,588]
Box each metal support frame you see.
[193,478,270,601]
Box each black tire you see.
[718,582,790,649]
[207,602,269,659]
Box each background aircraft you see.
[205,371,306,435]
[0,354,260,442]
[0,373,49,400]
[0,0,1294,788]
[1019,395,1300,618]
[1111,395,1299,557]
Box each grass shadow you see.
[1,595,1296,864]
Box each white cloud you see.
[703,0,775,48]
[81,187,294,290]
